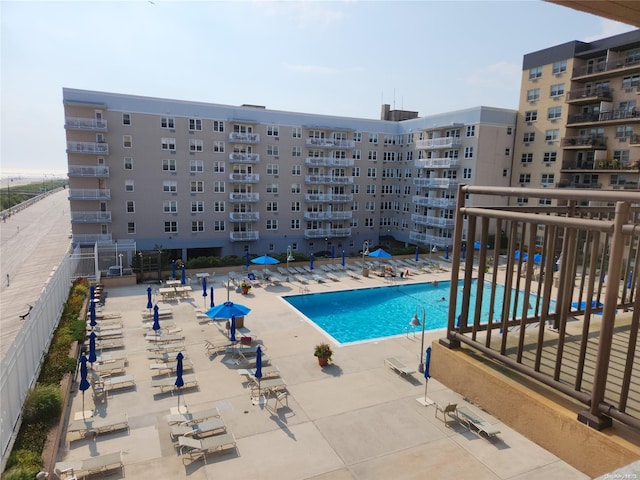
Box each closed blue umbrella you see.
[88,331,97,365]
[181,264,186,285]
[461,244,466,260]
[89,300,97,328]
[251,255,280,265]
[152,305,161,342]
[210,286,214,308]
[202,277,207,309]
[205,301,251,319]
[341,250,346,267]
[254,346,263,403]
[175,352,185,410]
[309,252,314,270]
[146,286,153,310]
[79,355,90,418]
[171,260,176,279]
[90,285,95,300]
[445,245,449,260]
[415,246,419,262]
[230,315,236,342]
[423,346,432,404]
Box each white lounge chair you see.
[178,433,237,464]
[93,360,126,376]
[67,413,129,440]
[55,451,123,479]
[166,406,220,425]
[454,405,501,438]
[151,373,198,394]
[384,357,415,377]
[170,417,226,441]
[204,339,233,357]
[149,358,194,376]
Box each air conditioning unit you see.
[545,163,551,166]
[522,163,528,167]
[548,141,555,145]
[625,88,633,93]
[524,143,530,147]
[527,122,533,126]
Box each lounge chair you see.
[144,333,185,343]
[204,339,233,357]
[247,272,261,286]
[237,365,280,380]
[170,417,226,441]
[95,339,124,350]
[151,373,198,394]
[55,451,123,479]
[454,405,501,438]
[248,376,286,396]
[434,402,458,427]
[92,329,123,340]
[149,358,194,376]
[384,357,415,377]
[167,406,220,425]
[92,375,135,399]
[266,391,289,413]
[93,360,126,376]
[148,351,186,362]
[67,413,129,440]
[178,433,237,464]
[95,352,127,364]
[147,341,185,353]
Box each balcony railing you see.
[228,153,260,164]
[66,142,109,155]
[414,178,459,189]
[65,117,108,131]
[68,189,111,200]
[408,231,451,248]
[415,137,462,149]
[565,87,612,103]
[411,214,455,228]
[561,136,608,149]
[228,133,260,143]
[70,211,112,223]
[305,138,355,148]
[71,233,113,245]
[305,175,354,185]
[412,195,457,209]
[572,57,640,78]
[229,212,260,222]
[567,109,640,126]
[556,181,603,189]
[229,192,259,202]
[230,231,259,241]
[305,157,355,167]
[303,228,352,238]
[303,211,353,221]
[304,193,353,203]
[415,157,461,169]
[228,173,260,183]
[68,165,110,177]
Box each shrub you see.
[3,449,42,479]
[23,385,62,423]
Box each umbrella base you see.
[251,394,266,406]
[416,396,434,407]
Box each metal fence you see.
[443,185,639,432]
[0,246,80,469]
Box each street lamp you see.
[286,245,294,281]
[361,240,369,275]
[410,305,427,373]
[139,252,143,280]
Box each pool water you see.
[283,280,556,344]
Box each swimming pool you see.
[283,280,556,344]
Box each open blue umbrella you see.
[210,286,214,308]
[152,304,161,342]
[331,245,335,259]
[171,260,176,279]
[533,253,543,264]
[175,352,185,410]
[415,246,419,262]
[309,252,314,270]
[254,346,263,404]
[202,277,208,309]
[205,301,251,319]
[88,331,97,365]
[146,286,153,310]
[79,355,90,418]
[341,250,346,267]
[181,264,186,285]
[89,300,97,328]
[230,315,236,342]
[423,346,432,404]
[368,248,391,258]
[251,255,280,265]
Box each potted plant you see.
[240,280,251,295]
[314,342,333,366]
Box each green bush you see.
[23,385,62,423]
[1,465,40,480]
[3,449,42,479]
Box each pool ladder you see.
[299,286,310,294]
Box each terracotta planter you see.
[317,356,329,366]
[241,287,249,295]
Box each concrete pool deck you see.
[50,263,597,480]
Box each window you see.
[190,160,204,173]
[552,60,567,75]
[548,106,562,119]
[213,120,224,132]
[266,201,278,212]
[162,159,176,171]
[125,180,134,192]
[507,127,512,135]
[161,137,176,150]
[466,125,475,137]
[366,184,376,194]
[188,118,203,131]
[124,157,133,170]
[291,219,300,229]
[464,147,473,159]
[214,161,225,173]
[616,125,633,139]
[352,166,360,177]
[521,153,533,164]
[543,152,557,163]
[463,168,472,180]
[161,117,175,129]
[368,133,378,144]
[191,201,204,213]
[267,164,279,175]
[367,167,377,177]
[502,169,509,177]
[291,164,301,175]
[213,181,225,193]
[291,201,300,211]
[163,200,178,213]
[541,173,555,185]
[291,183,301,194]
[523,132,536,143]
[367,151,377,161]
[123,135,132,148]
[190,181,204,193]
[122,113,131,125]
[213,220,225,231]
[545,129,559,141]
[365,201,375,211]
[292,146,301,158]
[622,75,640,89]
[213,141,225,153]
[126,200,135,213]
[527,88,540,102]
[550,84,565,97]
[516,197,529,205]
[365,218,374,227]
[164,221,178,233]
[267,125,279,137]
[267,145,279,156]
[266,183,279,193]
[352,149,361,160]
[266,219,278,230]
[529,66,542,80]
[518,173,531,184]
[127,222,136,234]
[192,220,204,232]
[525,110,538,122]
[213,201,225,212]
[163,181,177,193]
[189,139,204,152]
[292,127,301,138]
[353,132,362,142]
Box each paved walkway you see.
[55,268,589,479]
[0,189,71,358]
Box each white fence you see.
[0,247,79,469]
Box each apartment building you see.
[511,29,640,216]
[63,89,516,261]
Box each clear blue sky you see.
[1,0,636,176]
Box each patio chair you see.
[454,405,501,438]
[247,272,261,286]
[54,466,77,480]
[434,402,458,427]
[178,433,237,464]
[266,391,289,413]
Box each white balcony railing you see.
[305,138,355,149]
[414,178,459,189]
[228,153,260,163]
[229,212,260,222]
[305,175,354,185]
[412,195,457,209]
[68,189,111,200]
[228,173,260,183]
[66,142,109,155]
[303,211,353,221]
[229,192,260,202]
[70,211,112,223]
[411,214,455,228]
[409,231,451,248]
[304,193,353,202]
[415,137,462,149]
[229,133,260,143]
[304,228,352,238]
[415,157,460,169]
[71,233,113,244]
[305,157,355,167]
[64,117,108,131]
[230,231,259,241]
[68,165,110,177]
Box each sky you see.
[1,0,637,176]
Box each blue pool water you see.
[283,280,556,344]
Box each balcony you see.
[68,189,111,200]
[565,87,612,105]
[303,211,352,221]
[229,192,259,203]
[305,157,355,167]
[305,138,355,148]
[414,178,459,189]
[413,195,457,209]
[228,133,260,143]
[415,157,460,169]
[228,153,260,164]
[556,181,603,189]
[415,137,462,149]
[409,231,450,248]
[561,136,608,149]
[305,175,354,185]
[228,173,260,183]
[561,159,630,171]
[567,109,640,127]
[411,214,455,229]
[65,117,108,131]
[68,165,110,177]
[67,142,109,155]
[303,228,352,239]
[572,57,640,81]
[72,233,113,245]
[70,211,112,223]
[229,212,260,222]
[304,193,353,203]
[230,231,259,241]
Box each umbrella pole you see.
[82,391,85,419]
[424,378,428,402]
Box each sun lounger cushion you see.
[178,433,237,464]
[170,417,226,440]
[67,414,129,439]
[167,406,220,425]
